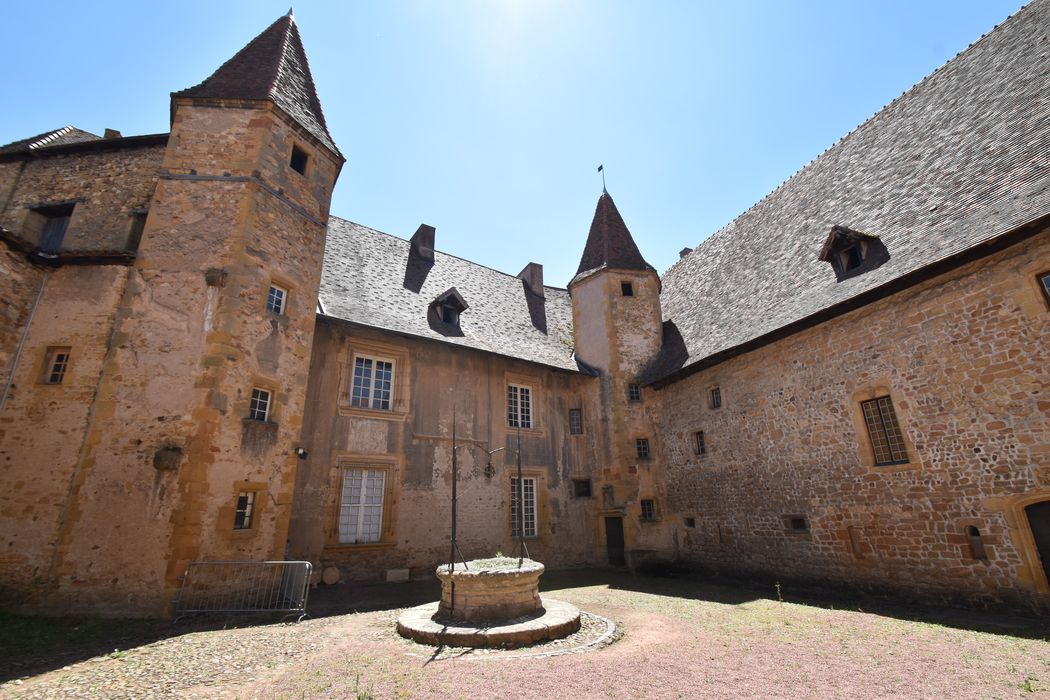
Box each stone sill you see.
[323,541,396,553]
[338,406,409,422]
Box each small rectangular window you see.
[1038,272,1050,308]
[266,284,287,315]
[636,438,650,459]
[684,517,696,528]
[621,281,634,297]
[508,384,533,429]
[710,387,722,409]
[640,499,655,521]
[572,479,592,498]
[628,383,642,402]
[35,203,74,251]
[42,346,71,384]
[861,396,909,465]
[511,476,538,538]
[785,515,809,533]
[694,430,706,455]
[569,408,583,435]
[290,145,309,175]
[233,491,256,530]
[351,355,395,410]
[248,387,272,422]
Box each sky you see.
[2,0,1025,287]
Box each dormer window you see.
[431,287,468,327]
[818,225,889,282]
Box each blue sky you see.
[2,1,1024,287]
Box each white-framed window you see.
[233,491,256,530]
[507,383,532,429]
[266,284,287,315]
[248,388,272,421]
[351,355,394,410]
[339,468,385,543]
[511,476,537,538]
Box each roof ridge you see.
[665,0,1034,279]
[329,216,569,291]
[266,15,294,101]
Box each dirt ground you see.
[2,570,1048,699]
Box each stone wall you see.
[290,321,605,581]
[0,143,164,251]
[654,228,1050,609]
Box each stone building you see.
[1,2,1049,615]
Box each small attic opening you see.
[290,145,309,175]
[819,225,889,282]
[432,287,468,327]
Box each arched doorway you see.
[1024,500,1050,587]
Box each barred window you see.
[351,355,394,410]
[569,408,583,435]
[248,388,271,421]
[233,491,255,530]
[636,438,651,459]
[640,499,655,521]
[861,396,909,465]
[266,284,287,315]
[339,468,385,543]
[508,384,532,429]
[694,430,706,455]
[628,383,642,402]
[511,477,537,538]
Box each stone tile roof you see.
[0,126,100,154]
[173,13,340,157]
[657,0,1050,382]
[320,218,581,372]
[573,192,655,284]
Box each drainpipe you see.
[0,270,48,412]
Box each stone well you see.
[436,558,543,621]
[397,557,581,648]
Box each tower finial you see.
[598,164,607,194]
[286,7,294,19]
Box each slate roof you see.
[574,192,655,283]
[0,126,100,154]
[320,218,581,372]
[173,13,340,157]
[657,0,1050,382]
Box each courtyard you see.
[1,569,1047,699]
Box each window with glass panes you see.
[339,468,385,543]
[861,396,909,465]
[569,408,583,435]
[248,388,271,421]
[266,284,287,314]
[233,491,255,529]
[507,384,532,429]
[511,476,537,538]
[351,355,394,410]
[43,346,71,384]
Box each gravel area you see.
[2,572,1048,699]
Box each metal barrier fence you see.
[174,560,312,622]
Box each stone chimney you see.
[103,128,122,139]
[410,224,435,262]
[679,247,692,259]
[517,262,545,299]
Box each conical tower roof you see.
[574,191,654,282]
[173,12,340,157]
